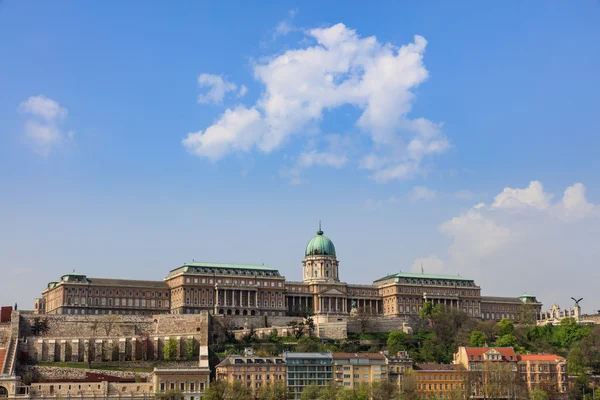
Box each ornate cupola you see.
[302,223,339,283]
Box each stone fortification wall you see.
[213,315,305,330]
[0,324,10,347]
[317,322,347,339]
[21,365,153,381]
[347,317,414,334]
[19,312,210,364]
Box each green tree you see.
[470,330,488,347]
[555,318,586,349]
[420,301,434,319]
[296,336,320,352]
[529,388,549,400]
[163,337,179,361]
[496,318,515,336]
[387,331,407,356]
[203,381,227,400]
[495,333,517,347]
[256,382,288,400]
[371,381,399,400]
[300,384,323,400]
[226,381,252,399]
[186,338,198,360]
[155,390,183,400]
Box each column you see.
[232,290,236,307]
[119,338,127,361]
[255,292,259,309]
[130,337,138,361]
[214,289,219,313]
[328,298,332,313]
[59,340,67,362]
[376,301,379,314]
[292,297,296,311]
[239,290,242,307]
[71,339,79,362]
[48,340,56,362]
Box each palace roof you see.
[374,272,474,283]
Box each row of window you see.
[418,383,464,391]
[66,288,168,297]
[158,381,206,393]
[184,277,283,287]
[66,297,168,308]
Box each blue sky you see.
[1,1,599,311]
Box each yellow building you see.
[216,353,286,390]
[332,353,387,388]
[413,363,467,399]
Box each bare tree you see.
[352,307,374,334]
[99,314,121,337]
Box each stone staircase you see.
[2,337,17,375]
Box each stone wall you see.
[317,322,347,339]
[23,365,153,381]
[213,315,304,330]
[20,312,209,343]
[0,324,10,348]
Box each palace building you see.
[35,226,542,322]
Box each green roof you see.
[305,226,336,257]
[374,272,473,283]
[180,262,274,271]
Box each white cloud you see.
[18,95,70,156]
[436,181,600,308]
[273,8,299,38]
[184,23,449,182]
[491,180,553,210]
[182,106,265,160]
[409,186,437,202]
[297,150,348,169]
[411,255,446,274]
[238,85,248,97]
[197,74,239,104]
[19,95,67,120]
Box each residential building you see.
[153,367,210,400]
[382,351,413,390]
[285,352,333,399]
[517,354,568,396]
[332,353,387,388]
[413,363,467,399]
[216,353,286,390]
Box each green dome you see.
[305,227,336,257]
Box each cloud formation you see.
[183,23,449,182]
[437,181,600,307]
[197,74,242,104]
[18,95,70,156]
[409,186,437,202]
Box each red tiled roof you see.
[332,353,385,360]
[517,354,565,362]
[464,347,517,359]
[0,348,6,371]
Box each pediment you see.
[319,287,347,296]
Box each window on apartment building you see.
[180,383,185,391]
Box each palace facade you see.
[35,226,542,322]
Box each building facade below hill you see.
[35,226,542,322]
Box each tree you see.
[470,330,488,347]
[387,331,407,356]
[163,337,179,361]
[203,381,227,400]
[299,384,323,400]
[496,318,515,336]
[529,388,549,400]
[495,333,517,347]
[288,321,306,339]
[155,390,183,400]
[30,317,50,336]
[305,317,316,336]
[226,381,252,399]
[371,381,399,400]
[99,314,121,336]
[420,301,434,319]
[255,381,288,400]
[186,338,198,360]
[296,336,320,352]
[352,307,374,334]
